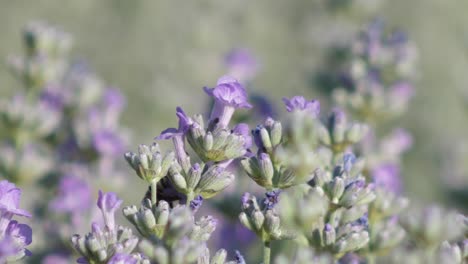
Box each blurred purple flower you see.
[381,128,413,156]
[225,48,259,82]
[204,76,252,128]
[103,88,126,112]
[250,94,277,119]
[389,81,414,104]
[97,190,122,230]
[42,254,70,264]
[282,96,320,117]
[0,180,31,218]
[49,175,92,225]
[40,87,64,111]
[92,130,125,157]
[371,163,402,193]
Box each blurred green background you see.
[0,0,467,205]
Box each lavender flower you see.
[71,191,138,263]
[0,180,32,262]
[204,76,252,129]
[264,190,281,210]
[156,107,192,163]
[49,174,92,226]
[282,96,320,117]
[190,195,204,212]
[0,180,31,218]
[96,190,122,231]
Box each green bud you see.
[270,120,282,147]
[170,173,188,192]
[203,132,214,151]
[260,127,273,152]
[328,177,345,204]
[265,210,281,235]
[259,153,275,184]
[239,212,254,231]
[323,224,336,246]
[211,249,227,264]
[252,210,265,230]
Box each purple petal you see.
[282,96,320,117]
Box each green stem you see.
[186,191,194,206]
[263,241,271,264]
[151,180,157,207]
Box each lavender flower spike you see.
[282,96,320,117]
[204,76,252,129]
[97,190,123,231]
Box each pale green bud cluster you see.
[317,109,369,154]
[8,21,72,91]
[139,238,205,264]
[186,114,247,162]
[169,161,234,200]
[239,193,294,243]
[71,225,138,263]
[123,199,171,239]
[125,143,175,183]
[242,117,315,188]
[400,206,466,248]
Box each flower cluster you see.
[0,21,131,262]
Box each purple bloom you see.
[156,107,192,140]
[389,81,414,104]
[189,195,204,212]
[108,253,138,264]
[204,76,252,129]
[40,87,64,111]
[263,190,281,210]
[49,175,92,225]
[0,180,31,218]
[371,163,402,193]
[97,190,122,230]
[0,220,32,261]
[233,123,252,149]
[225,48,259,82]
[156,107,192,162]
[92,129,125,157]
